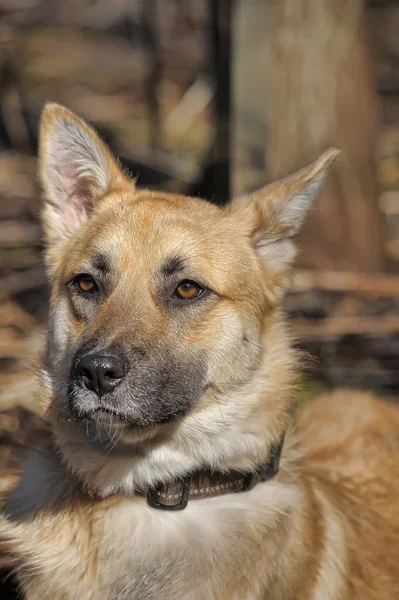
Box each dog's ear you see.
[39,103,132,265]
[230,149,339,273]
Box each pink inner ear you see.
[53,161,93,232]
[59,201,88,231]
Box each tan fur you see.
[1,105,398,599]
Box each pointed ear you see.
[230,149,340,271]
[39,103,133,266]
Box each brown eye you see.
[75,274,97,293]
[175,280,203,300]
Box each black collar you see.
[145,434,285,511]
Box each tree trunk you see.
[264,0,385,271]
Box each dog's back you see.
[298,389,399,599]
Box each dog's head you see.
[40,104,337,435]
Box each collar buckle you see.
[147,475,191,511]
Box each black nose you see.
[76,353,128,397]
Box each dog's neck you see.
[46,317,299,499]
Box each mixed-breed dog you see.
[0,104,398,599]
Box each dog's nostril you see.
[80,367,93,381]
[104,370,118,380]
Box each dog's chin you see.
[68,395,192,430]
[80,406,136,427]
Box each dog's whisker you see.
[186,413,211,435]
[104,422,119,445]
[93,429,124,476]
[216,398,226,426]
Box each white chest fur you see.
[95,484,299,600]
[4,452,301,600]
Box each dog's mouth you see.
[67,387,200,429]
[79,404,133,424]
[77,404,187,428]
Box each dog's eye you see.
[175,280,203,300]
[74,274,98,294]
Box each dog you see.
[1,103,399,600]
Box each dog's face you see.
[39,104,337,431]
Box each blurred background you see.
[1,0,399,586]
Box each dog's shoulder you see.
[297,389,399,478]
[297,389,399,599]
[3,440,71,520]
[0,440,104,599]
